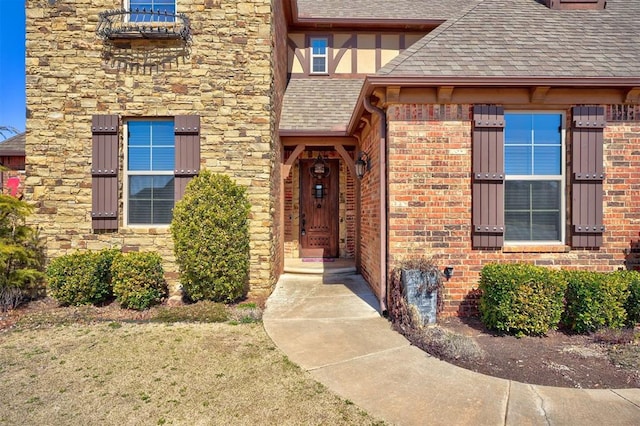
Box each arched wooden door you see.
[299,158,339,258]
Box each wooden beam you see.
[437,86,454,103]
[386,86,401,104]
[335,144,356,178]
[625,87,640,104]
[530,86,551,103]
[283,144,305,179]
[282,136,357,146]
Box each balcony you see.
[96,8,191,42]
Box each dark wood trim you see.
[352,34,358,73]
[287,37,308,75]
[282,136,357,146]
[333,34,356,74]
[375,34,382,71]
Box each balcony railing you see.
[97,8,191,42]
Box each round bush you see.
[111,252,167,310]
[562,270,629,333]
[46,249,118,306]
[479,263,567,336]
[623,270,640,326]
[171,171,250,303]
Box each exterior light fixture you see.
[311,154,330,179]
[444,266,454,280]
[355,151,370,179]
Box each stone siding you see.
[26,0,281,295]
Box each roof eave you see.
[347,75,640,133]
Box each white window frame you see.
[504,111,566,245]
[123,119,175,228]
[309,37,329,74]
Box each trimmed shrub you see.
[47,249,118,306]
[0,194,45,310]
[623,271,640,326]
[562,270,629,333]
[111,252,167,310]
[479,263,567,336]
[171,171,250,303]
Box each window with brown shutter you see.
[472,105,505,248]
[92,115,119,231]
[174,115,200,201]
[571,106,605,248]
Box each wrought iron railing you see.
[97,8,191,42]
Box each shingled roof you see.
[280,78,364,133]
[295,0,481,21]
[378,0,640,78]
[0,132,25,156]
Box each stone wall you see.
[25,0,280,296]
[386,103,640,316]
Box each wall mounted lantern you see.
[443,266,454,280]
[311,155,330,179]
[355,151,370,179]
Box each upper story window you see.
[125,120,175,226]
[504,113,564,243]
[128,0,176,22]
[310,37,329,74]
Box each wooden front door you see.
[299,158,339,258]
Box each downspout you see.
[363,95,388,314]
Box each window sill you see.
[502,245,570,253]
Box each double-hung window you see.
[126,120,175,225]
[504,113,564,243]
[128,0,176,22]
[310,37,328,74]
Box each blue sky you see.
[0,1,26,136]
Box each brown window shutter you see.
[174,115,200,201]
[91,115,119,231]
[571,106,605,248]
[472,105,505,248]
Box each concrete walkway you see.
[263,272,640,426]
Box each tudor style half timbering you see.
[26,0,283,296]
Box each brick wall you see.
[26,0,280,296]
[386,103,640,316]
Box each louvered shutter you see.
[91,115,119,231]
[571,106,605,248]
[472,105,505,248]
[174,115,200,200]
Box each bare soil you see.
[437,316,640,389]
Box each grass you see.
[0,305,385,425]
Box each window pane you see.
[531,181,560,210]
[505,181,531,210]
[128,121,151,146]
[152,147,175,170]
[312,57,326,73]
[533,114,561,145]
[533,146,561,175]
[532,212,560,241]
[129,176,174,225]
[505,146,532,174]
[505,114,532,145]
[505,212,531,241]
[311,38,327,54]
[152,121,175,145]
[128,147,151,171]
[505,180,561,241]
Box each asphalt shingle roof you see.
[280,78,364,133]
[295,0,481,21]
[0,132,25,155]
[378,0,640,78]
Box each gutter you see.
[363,95,388,315]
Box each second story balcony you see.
[96,8,191,43]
